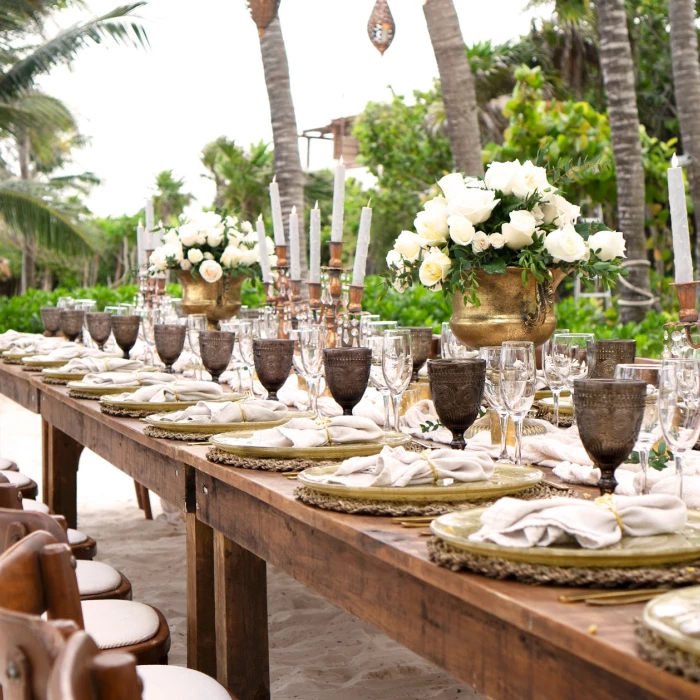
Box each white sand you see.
[0,395,475,699]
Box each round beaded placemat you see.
[144,425,212,441]
[41,377,70,385]
[207,446,339,473]
[68,390,102,400]
[100,405,156,419]
[637,623,700,683]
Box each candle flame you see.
[291,205,297,214]
[672,153,679,168]
[272,175,277,184]
[338,156,344,167]
[367,198,372,208]
[314,200,319,209]
[258,213,263,221]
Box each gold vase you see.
[176,270,244,326]
[450,267,567,349]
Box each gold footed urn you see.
[450,267,567,349]
[176,270,244,327]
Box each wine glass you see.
[499,341,536,465]
[551,332,594,426]
[541,328,570,427]
[238,320,256,396]
[441,322,471,359]
[363,321,398,430]
[614,363,661,494]
[186,314,208,380]
[382,329,413,432]
[658,359,700,500]
[479,346,510,463]
[298,327,326,415]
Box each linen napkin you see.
[352,388,387,426]
[402,400,454,445]
[57,357,144,374]
[110,380,225,403]
[551,461,601,486]
[251,416,383,448]
[305,445,495,488]
[80,370,176,387]
[31,346,110,363]
[163,399,287,425]
[469,494,687,550]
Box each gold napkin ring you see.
[595,494,624,531]
[238,404,247,422]
[421,449,440,485]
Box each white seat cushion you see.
[67,528,88,545]
[21,499,50,513]
[3,472,31,487]
[0,458,17,471]
[81,600,160,649]
[75,560,122,596]
[138,666,231,700]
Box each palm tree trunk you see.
[668,0,700,274]
[259,17,306,272]
[423,0,483,176]
[597,0,651,323]
[18,132,35,294]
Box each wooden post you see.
[42,419,83,529]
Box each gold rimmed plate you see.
[642,586,700,656]
[100,393,246,413]
[298,463,543,503]
[145,410,313,435]
[209,430,411,460]
[23,354,121,369]
[431,509,700,568]
[67,381,140,396]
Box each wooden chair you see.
[0,532,169,665]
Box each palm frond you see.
[0,3,149,100]
[0,91,75,136]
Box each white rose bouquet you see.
[386,160,627,304]
[148,209,272,283]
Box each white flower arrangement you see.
[386,160,627,303]
[148,209,273,284]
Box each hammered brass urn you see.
[451,267,567,349]
[176,270,244,327]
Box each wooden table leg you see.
[186,512,217,678]
[43,419,83,529]
[214,531,270,700]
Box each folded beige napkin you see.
[469,494,687,550]
[81,370,176,387]
[352,388,386,426]
[251,416,383,448]
[32,346,110,363]
[163,399,288,425]
[110,380,224,403]
[305,445,495,488]
[551,461,601,486]
[402,400,454,445]
[5,337,70,354]
[58,357,144,374]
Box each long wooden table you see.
[0,361,697,699]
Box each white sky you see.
[38,0,539,217]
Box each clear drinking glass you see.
[363,321,398,430]
[658,359,700,500]
[551,332,594,426]
[479,346,510,463]
[541,328,570,427]
[500,341,537,465]
[289,330,309,410]
[298,327,326,415]
[57,296,75,309]
[614,363,661,494]
[238,320,256,397]
[359,314,381,346]
[382,329,413,433]
[441,322,473,359]
[186,314,208,380]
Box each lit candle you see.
[136,220,147,266]
[289,206,301,279]
[269,177,286,246]
[352,203,372,287]
[145,197,154,232]
[668,153,694,284]
[256,215,271,284]
[331,156,346,242]
[309,202,321,283]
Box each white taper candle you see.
[331,157,346,243]
[352,205,372,287]
[256,215,271,283]
[269,177,286,246]
[309,202,321,284]
[289,206,300,279]
[668,153,694,284]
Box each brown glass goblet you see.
[59,310,85,343]
[154,324,187,373]
[323,347,372,416]
[428,358,486,450]
[400,326,433,382]
[588,339,636,379]
[253,339,294,400]
[573,378,647,494]
[111,315,141,359]
[86,312,112,351]
[40,307,62,337]
[199,330,235,382]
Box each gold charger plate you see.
[209,430,411,460]
[144,410,314,435]
[100,393,246,413]
[23,353,121,369]
[642,586,700,657]
[66,381,139,396]
[297,463,543,503]
[431,509,700,568]
[42,369,92,381]
[3,350,35,361]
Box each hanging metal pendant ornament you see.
[367,0,395,55]
[247,0,281,37]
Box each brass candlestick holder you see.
[272,244,292,338]
[667,281,700,351]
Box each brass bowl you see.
[86,312,112,351]
[59,310,85,343]
[199,330,235,382]
[111,315,141,359]
[253,339,294,401]
[400,326,433,382]
[177,270,244,327]
[40,307,62,336]
[154,324,186,373]
[588,339,636,379]
[323,347,372,416]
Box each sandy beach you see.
[0,394,475,699]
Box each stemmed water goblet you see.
[362,321,398,430]
[154,323,187,373]
[324,347,372,416]
[199,330,235,383]
[551,332,595,426]
[541,329,569,427]
[479,346,511,463]
[111,315,141,359]
[40,307,62,337]
[60,309,85,343]
[186,314,208,380]
[400,326,433,382]
[382,329,413,432]
[499,342,537,465]
[253,339,294,401]
[86,312,112,351]
[298,327,326,415]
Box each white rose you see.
[587,229,627,261]
[162,228,179,245]
[163,242,183,263]
[502,210,538,250]
[187,248,203,264]
[471,231,490,254]
[243,230,258,245]
[447,215,475,246]
[489,232,505,249]
[484,160,522,194]
[180,259,192,271]
[394,230,422,261]
[240,220,253,234]
[512,160,554,200]
[149,247,168,272]
[221,245,244,268]
[177,223,199,247]
[447,188,500,225]
[225,215,239,228]
[196,231,207,246]
[418,247,451,288]
[199,259,223,283]
[240,247,259,266]
[543,224,588,263]
[464,177,486,189]
[386,248,404,269]
[531,204,545,225]
[438,173,468,201]
[203,252,214,260]
[207,227,225,247]
[414,203,448,245]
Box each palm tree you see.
[597,0,651,323]
[422,0,483,176]
[153,170,193,227]
[257,16,306,271]
[667,0,700,271]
